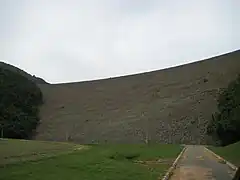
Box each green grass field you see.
[209,141,240,167]
[0,139,183,180]
[0,139,85,166]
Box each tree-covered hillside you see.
[0,67,43,139]
[0,62,47,84]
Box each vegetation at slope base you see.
[0,67,43,139]
[0,140,182,180]
[209,141,240,167]
[207,74,240,146]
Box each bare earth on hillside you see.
[36,51,240,144]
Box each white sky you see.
[0,0,239,83]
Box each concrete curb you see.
[204,146,238,171]
[161,146,187,180]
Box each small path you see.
[170,145,236,180]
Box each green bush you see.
[207,75,240,146]
[0,67,43,139]
[108,152,140,161]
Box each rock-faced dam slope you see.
[36,50,240,144]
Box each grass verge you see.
[208,141,240,167]
[0,140,182,180]
[0,138,85,166]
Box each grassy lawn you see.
[208,141,240,167]
[0,140,183,180]
[0,139,85,166]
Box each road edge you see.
[204,146,238,171]
[161,145,187,180]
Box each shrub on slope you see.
[0,67,43,139]
[208,74,240,146]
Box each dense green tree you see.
[0,67,43,139]
[208,75,240,146]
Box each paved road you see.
[170,145,236,180]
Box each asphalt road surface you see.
[170,145,236,180]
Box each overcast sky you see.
[0,0,239,83]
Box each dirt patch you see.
[134,159,173,168]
